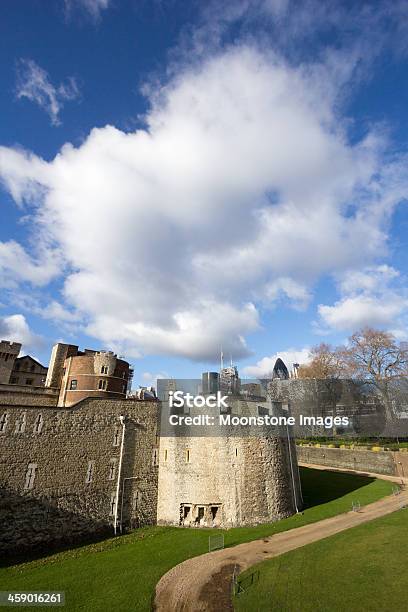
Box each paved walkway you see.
[154,467,408,612]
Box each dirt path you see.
[154,468,408,612]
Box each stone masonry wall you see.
[45,343,77,389]
[0,342,21,385]
[157,434,301,528]
[0,397,159,555]
[296,445,397,475]
[157,394,302,528]
[0,386,59,406]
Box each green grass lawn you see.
[0,468,394,612]
[234,508,408,612]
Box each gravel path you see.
[154,467,407,612]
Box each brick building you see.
[45,343,132,407]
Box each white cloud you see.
[317,265,408,332]
[195,0,408,65]
[64,0,110,21]
[40,301,82,323]
[0,314,44,352]
[243,347,311,377]
[16,59,79,126]
[1,45,408,360]
[318,294,408,331]
[87,301,259,361]
[338,265,399,295]
[264,277,311,310]
[0,241,60,288]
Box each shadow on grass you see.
[0,531,116,569]
[300,466,376,508]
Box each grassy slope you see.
[0,468,394,612]
[234,509,408,612]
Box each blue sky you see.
[1,0,408,386]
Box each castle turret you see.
[58,349,131,407]
[157,393,302,527]
[0,341,21,384]
[45,343,78,389]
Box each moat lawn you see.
[0,468,394,612]
[234,508,408,612]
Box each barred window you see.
[15,413,26,434]
[85,461,94,484]
[152,448,159,466]
[0,413,8,433]
[108,458,117,480]
[24,463,37,490]
[109,493,117,516]
[113,427,120,447]
[133,490,142,512]
[33,414,44,434]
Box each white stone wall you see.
[157,434,301,528]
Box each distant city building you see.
[131,386,157,400]
[201,371,219,394]
[220,365,240,395]
[272,357,290,380]
[10,355,48,387]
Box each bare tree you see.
[297,343,345,379]
[341,328,408,421]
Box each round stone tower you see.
[157,396,302,528]
[58,350,131,407]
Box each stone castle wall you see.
[157,434,301,528]
[296,445,398,475]
[0,341,21,385]
[0,397,159,555]
[157,393,302,528]
[0,386,59,406]
[45,343,77,389]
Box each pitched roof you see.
[14,355,48,370]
